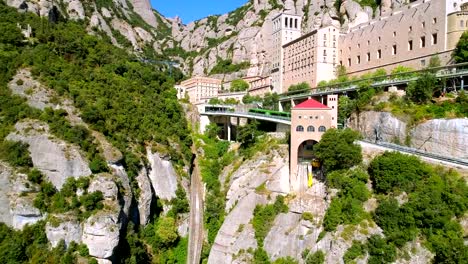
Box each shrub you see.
[368,152,431,194]
[0,141,33,167]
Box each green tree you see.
[205,123,220,139]
[157,217,178,246]
[230,79,249,92]
[368,151,431,194]
[313,128,362,172]
[288,82,311,92]
[237,120,261,148]
[406,72,437,104]
[453,31,468,63]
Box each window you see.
[348,58,351,67]
[307,126,315,132]
[460,20,464,28]
[296,125,304,132]
[357,56,361,64]
[408,40,413,51]
[393,31,396,37]
[378,36,381,42]
[433,18,437,24]
[367,40,370,45]
[409,26,412,32]
[367,52,370,61]
[377,49,382,59]
[422,21,425,28]
[420,36,426,48]
[392,45,397,55]
[318,126,326,132]
[421,59,426,66]
[432,33,437,45]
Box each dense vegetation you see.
[323,168,370,231]
[194,129,235,261]
[288,82,311,92]
[454,31,468,63]
[313,128,362,172]
[0,221,93,264]
[333,152,468,264]
[0,2,192,263]
[209,58,251,75]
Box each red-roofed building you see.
[290,95,338,182]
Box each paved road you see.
[187,155,204,264]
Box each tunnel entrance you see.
[297,140,318,163]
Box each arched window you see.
[461,20,465,28]
[319,126,326,132]
[296,125,304,132]
[307,126,315,132]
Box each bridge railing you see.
[203,109,291,121]
[279,62,468,101]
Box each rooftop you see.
[293,99,329,109]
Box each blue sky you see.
[150,0,248,24]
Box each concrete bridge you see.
[199,105,291,141]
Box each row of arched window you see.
[296,125,326,132]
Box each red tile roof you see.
[293,99,330,109]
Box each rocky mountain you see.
[4,0,409,79]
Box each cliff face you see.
[348,111,468,160]
[0,68,187,262]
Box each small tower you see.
[271,13,302,94]
[327,94,338,128]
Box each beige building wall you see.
[271,13,302,94]
[180,76,221,105]
[175,85,186,100]
[283,25,340,90]
[447,3,468,50]
[339,0,459,76]
[248,76,273,97]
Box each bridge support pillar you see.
[290,99,296,107]
[278,101,284,112]
[461,78,464,91]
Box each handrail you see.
[203,110,291,121]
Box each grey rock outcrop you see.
[82,213,120,259]
[348,111,407,144]
[46,216,82,247]
[410,119,468,159]
[349,111,468,160]
[146,148,177,201]
[11,195,43,229]
[0,162,43,229]
[6,120,92,189]
[0,163,13,226]
[130,0,158,27]
[136,167,153,226]
[208,193,265,264]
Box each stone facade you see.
[283,25,340,90]
[339,0,465,76]
[290,95,338,177]
[248,76,273,96]
[179,76,221,105]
